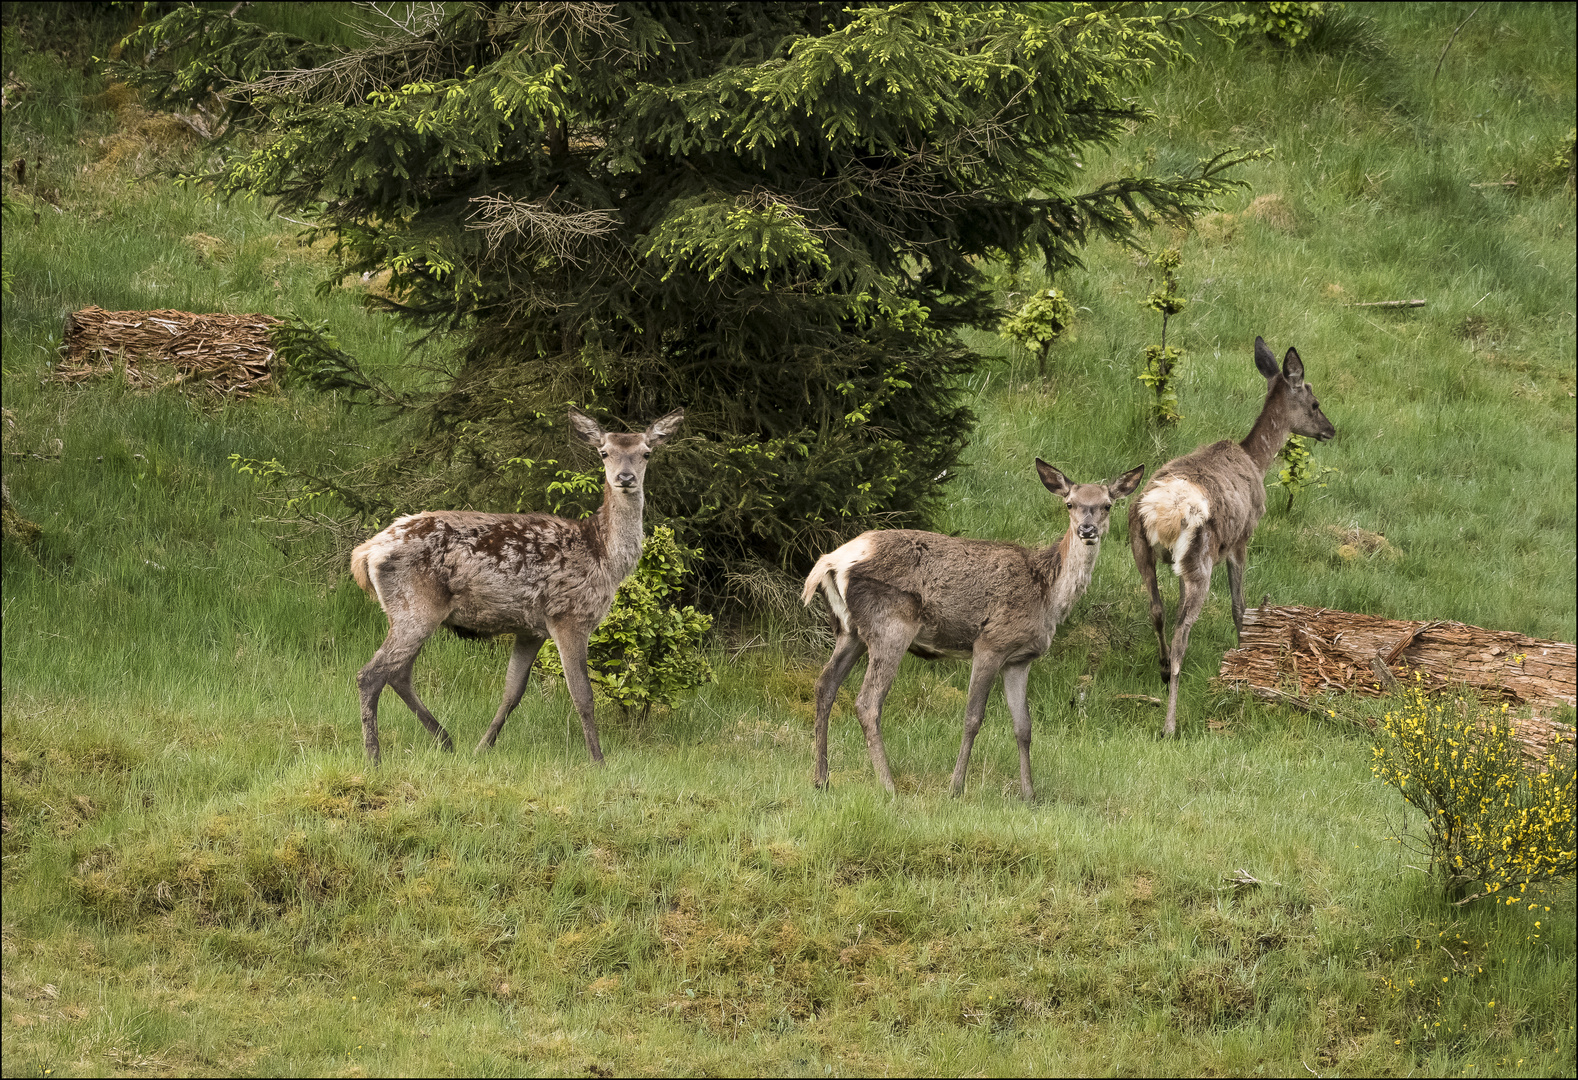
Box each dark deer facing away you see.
[349,408,684,764]
[802,461,1145,801]
[1131,337,1335,738]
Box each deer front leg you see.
[550,624,604,764]
[812,631,867,789]
[476,634,545,752]
[1001,659,1035,803]
[949,651,1005,797]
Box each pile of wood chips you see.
[1218,604,1575,765]
[56,307,282,397]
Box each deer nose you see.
[615,470,638,488]
[1077,523,1099,541]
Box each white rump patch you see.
[802,533,878,628]
[362,513,428,608]
[1138,478,1210,577]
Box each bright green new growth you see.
[1273,434,1340,513]
[1136,246,1186,423]
[1000,287,1075,381]
[539,526,714,723]
[1372,676,1577,906]
[1229,2,1333,49]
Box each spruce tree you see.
[119,2,1258,582]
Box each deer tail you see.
[350,540,376,598]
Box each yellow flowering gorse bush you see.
[1371,675,1575,903]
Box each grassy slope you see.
[3,3,1574,1076]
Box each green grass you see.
[3,3,1574,1075]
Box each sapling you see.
[1137,247,1186,423]
[1000,286,1075,382]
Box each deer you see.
[1130,336,1336,738]
[801,460,1145,801]
[348,407,684,765]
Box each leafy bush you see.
[1228,2,1331,49]
[539,526,714,723]
[1372,676,1577,905]
[1000,287,1074,381]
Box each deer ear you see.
[644,408,684,446]
[1035,458,1072,497]
[1110,464,1146,499]
[1282,347,1305,388]
[1253,336,1279,380]
[568,408,605,445]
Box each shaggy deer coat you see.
[350,408,683,764]
[1130,337,1335,737]
[802,460,1145,801]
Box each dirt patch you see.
[1328,525,1398,561]
[1244,193,1297,230]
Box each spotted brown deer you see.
[1130,337,1335,737]
[349,407,684,764]
[802,460,1145,801]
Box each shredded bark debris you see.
[1218,604,1575,765]
[57,306,281,397]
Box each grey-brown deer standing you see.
[349,407,684,764]
[802,460,1145,801]
[1130,336,1335,737]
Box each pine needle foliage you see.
[117,1,1261,581]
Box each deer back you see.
[839,531,1060,655]
[355,510,621,637]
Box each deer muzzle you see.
[1077,523,1099,544]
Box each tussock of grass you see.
[3,2,1574,1075]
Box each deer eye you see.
[600,450,609,459]
[643,452,650,459]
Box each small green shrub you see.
[999,287,1074,381]
[1271,434,1339,512]
[1228,2,1331,49]
[1136,247,1186,424]
[540,525,714,722]
[1372,676,1577,905]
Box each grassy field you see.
[3,3,1574,1075]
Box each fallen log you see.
[1218,604,1575,763]
[57,307,281,398]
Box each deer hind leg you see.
[852,623,914,796]
[358,612,447,763]
[1000,659,1036,803]
[475,634,546,752]
[1162,552,1215,738]
[1225,541,1249,641]
[1132,525,1170,684]
[549,622,603,764]
[949,650,1007,798]
[812,630,868,790]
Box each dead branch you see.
[1346,299,1427,308]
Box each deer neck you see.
[593,482,646,580]
[1040,529,1100,627]
[1240,395,1292,474]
